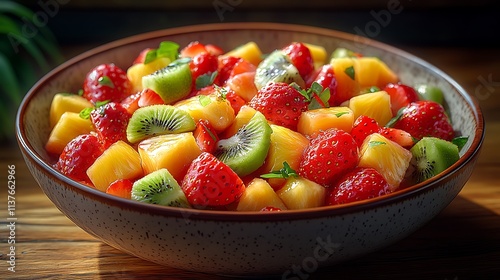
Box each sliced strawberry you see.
[225,89,246,114]
[106,179,134,199]
[138,88,164,107]
[193,119,219,154]
[205,44,224,56]
[90,102,131,149]
[299,128,359,186]
[350,115,380,147]
[383,83,419,116]
[392,100,454,141]
[180,41,208,58]
[378,127,415,148]
[83,63,133,104]
[190,52,219,89]
[282,42,314,79]
[55,133,104,184]
[326,167,392,205]
[307,65,338,106]
[248,82,309,130]
[120,91,141,115]
[229,59,256,78]
[181,152,245,207]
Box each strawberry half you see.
[392,100,454,141]
[306,65,338,106]
[180,41,208,58]
[181,152,245,208]
[350,115,380,147]
[83,63,133,104]
[106,179,134,199]
[248,82,309,130]
[190,52,219,89]
[193,119,219,154]
[55,133,104,184]
[138,88,164,107]
[383,83,419,116]
[326,167,392,205]
[299,128,359,186]
[90,102,131,149]
[282,42,314,79]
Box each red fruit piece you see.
[194,119,219,154]
[218,56,242,85]
[132,48,153,64]
[90,102,131,149]
[378,127,415,148]
[306,65,338,106]
[190,52,219,88]
[299,128,359,186]
[205,44,224,56]
[138,88,164,107]
[55,133,104,184]
[260,206,282,212]
[106,179,134,199]
[392,100,454,141]
[180,41,208,58]
[181,152,245,207]
[282,42,314,79]
[326,167,392,205]
[225,89,246,114]
[229,59,256,78]
[350,115,380,147]
[248,82,309,130]
[83,63,133,104]
[383,83,419,116]
[120,91,141,115]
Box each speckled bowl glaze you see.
[17,23,484,276]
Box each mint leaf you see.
[98,76,114,88]
[78,89,84,96]
[213,84,228,100]
[344,66,355,80]
[260,162,298,179]
[368,141,386,147]
[198,95,212,107]
[385,107,405,127]
[334,111,349,118]
[79,107,93,119]
[452,136,469,151]
[143,49,158,64]
[196,71,218,90]
[154,41,180,63]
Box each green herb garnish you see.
[260,162,298,179]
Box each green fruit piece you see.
[126,104,195,143]
[416,84,444,105]
[331,47,358,59]
[142,59,192,104]
[410,137,460,183]
[215,111,272,177]
[254,50,305,90]
[131,168,191,208]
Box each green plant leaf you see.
[0,52,21,104]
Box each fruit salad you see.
[45,40,467,211]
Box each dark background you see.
[16,0,500,54]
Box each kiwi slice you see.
[131,168,191,208]
[215,111,272,177]
[126,104,195,143]
[410,137,460,183]
[254,50,305,90]
[142,59,192,104]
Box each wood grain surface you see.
[1,46,499,279]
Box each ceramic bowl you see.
[16,23,484,276]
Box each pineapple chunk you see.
[87,141,143,192]
[297,106,354,136]
[349,91,393,126]
[277,177,326,210]
[174,93,235,132]
[127,57,172,92]
[223,41,263,66]
[45,112,94,155]
[330,58,361,104]
[304,43,327,67]
[358,133,412,189]
[259,124,309,189]
[49,93,92,128]
[236,178,287,211]
[220,105,257,138]
[138,133,201,182]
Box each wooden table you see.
[1,46,499,279]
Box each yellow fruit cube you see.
[45,112,94,155]
[349,91,393,126]
[223,41,263,66]
[304,43,327,67]
[174,93,235,132]
[138,133,201,182]
[297,107,354,136]
[127,57,172,92]
[358,133,412,189]
[87,141,143,192]
[277,177,326,210]
[49,93,92,128]
[236,178,287,211]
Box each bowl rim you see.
[16,22,485,222]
